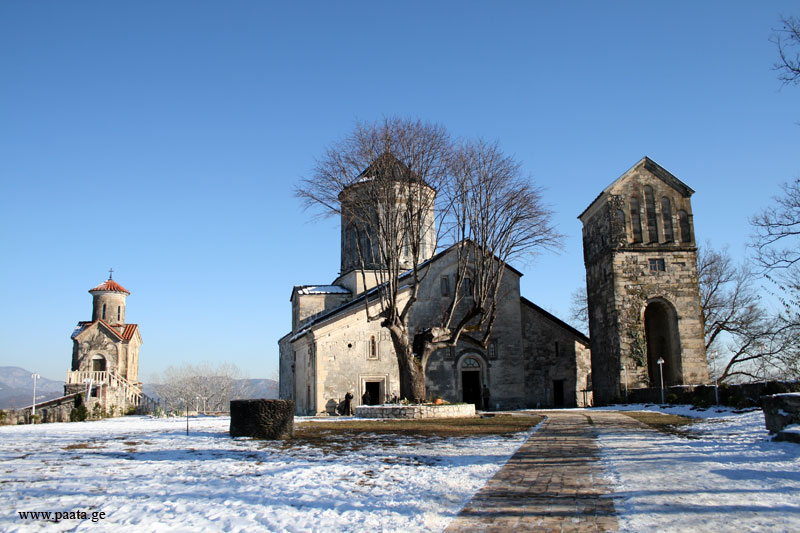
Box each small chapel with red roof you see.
[64,272,145,415]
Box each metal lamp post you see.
[31,373,40,422]
[656,357,665,404]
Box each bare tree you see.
[568,281,589,335]
[151,362,251,413]
[772,15,800,86]
[297,118,560,401]
[698,245,797,382]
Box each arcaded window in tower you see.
[616,209,626,240]
[661,197,674,242]
[117,306,121,322]
[644,186,658,242]
[630,196,643,243]
[679,210,691,243]
[102,304,106,320]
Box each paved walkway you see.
[446,411,642,532]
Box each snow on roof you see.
[295,285,351,295]
[71,323,89,339]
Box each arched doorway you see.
[459,356,483,408]
[91,355,107,372]
[644,299,682,387]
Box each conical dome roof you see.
[89,278,130,295]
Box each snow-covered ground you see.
[0,415,536,532]
[593,404,800,532]
[2,407,798,532]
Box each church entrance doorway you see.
[553,379,565,407]
[462,371,481,407]
[459,356,484,408]
[644,299,683,387]
[364,381,381,405]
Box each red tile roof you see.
[89,279,130,295]
[121,323,138,340]
[72,320,139,342]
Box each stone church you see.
[280,154,710,413]
[64,274,145,415]
[279,156,592,415]
[579,156,709,405]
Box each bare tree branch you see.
[772,15,800,86]
[295,118,561,400]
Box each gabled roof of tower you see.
[357,152,418,182]
[89,278,130,295]
[578,156,694,220]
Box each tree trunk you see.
[388,326,426,401]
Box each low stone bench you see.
[354,403,476,419]
[761,393,800,443]
[230,399,294,439]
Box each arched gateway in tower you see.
[578,157,709,404]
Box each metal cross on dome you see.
[108,267,114,280]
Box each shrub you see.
[70,395,88,422]
[666,393,679,405]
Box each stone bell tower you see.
[578,157,708,405]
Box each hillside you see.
[0,367,64,410]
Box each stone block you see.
[230,399,294,439]
[761,393,800,434]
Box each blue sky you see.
[1,1,798,382]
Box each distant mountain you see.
[240,378,279,399]
[0,367,65,410]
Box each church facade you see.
[279,157,591,415]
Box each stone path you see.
[445,411,642,532]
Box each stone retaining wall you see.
[761,393,800,442]
[355,403,476,419]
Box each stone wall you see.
[521,299,592,407]
[354,403,476,419]
[410,249,526,410]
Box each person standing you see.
[482,384,491,411]
[343,391,354,415]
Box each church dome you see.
[89,279,130,295]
